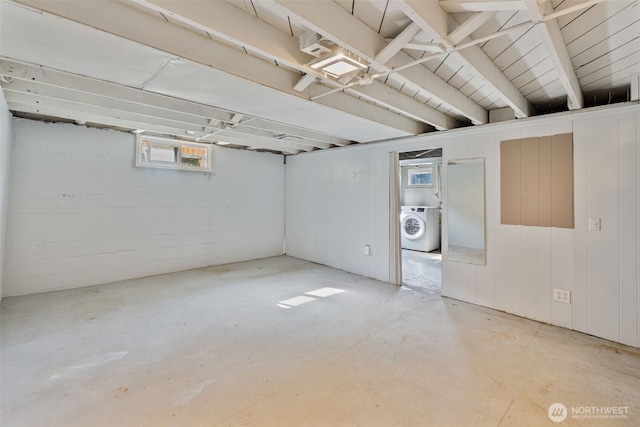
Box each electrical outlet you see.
[364,245,371,255]
[554,289,571,304]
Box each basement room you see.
[1,0,639,425]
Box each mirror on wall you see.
[447,158,486,265]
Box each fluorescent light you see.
[309,48,367,78]
[216,141,232,145]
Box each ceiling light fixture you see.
[308,48,367,78]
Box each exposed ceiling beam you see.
[0,58,336,152]
[267,0,488,125]
[524,0,584,110]
[4,97,301,155]
[238,119,350,147]
[127,0,450,131]
[308,86,428,136]
[375,22,422,65]
[0,60,224,125]
[4,90,312,153]
[293,73,317,92]
[348,82,458,131]
[440,0,528,13]
[448,11,496,45]
[10,0,419,140]
[403,42,445,52]
[398,0,534,118]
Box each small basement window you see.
[408,166,433,187]
[135,135,212,172]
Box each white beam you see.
[4,89,314,152]
[5,98,300,155]
[375,23,422,65]
[240,119,350,146]
[268,0,487,125]
[398,0,534,118]
[448,11,496,45]
[11,0,421,138]
[293,73,317,92]
[348,82,458,131]
[403,42,445,52]
[309,86,428,137]
[440,0,528,13]
[221,124,332,149]
[524,0,583,110]
[0,59,331,150]
[0,58,235,123]
[631,75,639,101]
[128,0,450,130]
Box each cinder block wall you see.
[4,119,285,296]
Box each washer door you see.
[401,214,425,240]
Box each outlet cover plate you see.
[554,289,571,304]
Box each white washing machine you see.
[401,206,439,252]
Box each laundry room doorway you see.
[394,149,443,292]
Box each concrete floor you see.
[1,255,639,426]
[402,249,441,292]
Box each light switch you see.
[351,172,357,182]
[589,217,601,231]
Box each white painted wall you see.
[0,89,12,301]
[5,119,285,296]
[285,146,392,282]
[286,103,640,348]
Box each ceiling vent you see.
[299,31,332,57]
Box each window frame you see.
[135,135,212,173]
[407,166,434,187]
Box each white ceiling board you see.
[130,0,447,129]
[555,1,626,31]
[378,0,413,37]
[513,57,556,89]
[397,0,533,118]
[10,0,425,141]
[2,0,638,155]
[501,43,547,78]
[575,36,640,80]
[0,2,173,89]
[271,0,489,124]
[144,59,416,141]
[251,1,297,36]
[568,8,640,79]
[490,24,540,67]
[352,0,388,34]
[528,79,565,102]
[581,59,640,90]
[521,69,557,97]
[475,9,527,39]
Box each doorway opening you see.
[397,148,443,292]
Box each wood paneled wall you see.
[286,104,640,348]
